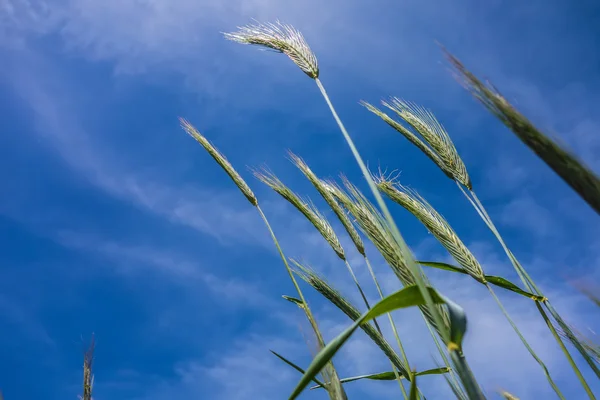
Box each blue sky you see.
[1,0,600,399]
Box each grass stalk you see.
[315,77,450,346]
[181,119,346,398]
[464,187,598,397]
[225,21,483,396]
[485,285,565,399]
[290,152,413,392]
[378,177,565,397]
[365,86,598,395]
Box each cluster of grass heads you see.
[175,21,600,400]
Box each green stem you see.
[257,205,347,399]
[486,285,565,399]
[314,77,449,346]
[449,348,486,400]
[362,257,410,399]
[459,185,597,397]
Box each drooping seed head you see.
[382,98,472,189]
[253,167,345,259]
[224,20,319,79]
[446,51,600,213]
[180,118,258,206]
[361,100,450,178]
[375,173,485,282]
[289,151,366,256]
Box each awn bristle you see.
[224,20,319,79]
[289,151,366,256]
[382,98,471,190]
[375,174,485,283]
[253,168,345,259]
[180,118,258,206]
[292,260,411,377]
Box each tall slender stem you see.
[316,76,483,397]
[458,184,598,397]
[486,285,565,399]
[314,78,449,345]
[343,258,409,399]
[257,205,347,399]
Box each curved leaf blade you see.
[288,285,446,400]
[418,260,468,275]
[270,350,325,387]
[282,295,305,308]
[419,261,544,301]
[485,276,545,301]
[310,367,450,390]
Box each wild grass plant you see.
[175,20,600,400]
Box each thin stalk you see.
[450,349,485,400]
[364,257,411,370]
[317,75,485,394]
[459,185,598,397]
[344,259,410,399]
[257,205,346,398]
[425,318,468,400]
[486,285,565,399]
[534,301,597,400]
[314,77,450,348]
[362,257,410,399]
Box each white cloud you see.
[55,231,274,308]
[499,194,558,237]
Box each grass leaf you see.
[270,350,326,388]
[485,276,545,301]
[288,285,448,399]
[282,295,304,308]
[419,261,545,300]
[418,260,469,275]
[310,367,450,389]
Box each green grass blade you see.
[419,261,545,300]
[282,295,304,308]
[311,367,450,389]
[270,350,326,387]
[288,285,447,399]
[418,260,468,275]
[484,276,545,301]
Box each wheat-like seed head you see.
[253,167,345,259]
[446,51,600,214]
[224,20,319,79]
[362,101,446,169]
[383,98,472,189]
[180,118,258,206]
[291,260,411,377]
[289,151,366,256]
[325,178,450,336]
[375,173,485,282]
